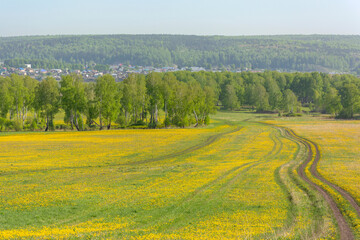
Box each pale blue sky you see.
[1,0,360,36]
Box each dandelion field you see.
[0,112,359,239]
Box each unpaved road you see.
[285,128,356,240]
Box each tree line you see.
[1,71,360,132]
[216,71,360,119]
[1,35,360,73]
[0,72,217,131]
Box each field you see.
[0,112,359,239]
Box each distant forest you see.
[1,35,360,73]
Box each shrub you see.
[13,120,22,131]
[204,115,210,125]
[0,117,6,131]
[116,115,127,128]
[30,119,38,131]
[164,117,171,127]
[284,112,302,117]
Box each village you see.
[0,62,213,81]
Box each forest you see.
[1,35,360,73]
[0,71,360,132]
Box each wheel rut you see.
[258,121,357,239]
[0,126,241,176]
[286,128,355,240]
[153,125,283,231]
[125,126,242,166]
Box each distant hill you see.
[1,34,360,73]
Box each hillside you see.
[1,34,360,73]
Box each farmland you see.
[1,112,360,239]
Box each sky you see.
[1,0,360,37]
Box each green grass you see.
[0,111,345,239]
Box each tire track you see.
[0,126,242,177]
[286,128,355,240]
[275,127,326,239]
[251,121,332,238]
[152,124,281,231]
[259,121,356,239]
[125,126,242,166]
[304,136,360,218]
[255,124,321,239]
[271,127,299,238]
[283,129,327,238]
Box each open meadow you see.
[0,112,359,239]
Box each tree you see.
[121,74,146,125]
[188,80,204,126]
[146,72,163,127]
[265,77,282,110]
[221,84,239,110]
[9,74,25,121]
[22,76,38,125]
[34,77,60,131]
[323,87,342,116]
[161,73,177,121]
[247,83,270,112]
[0,77,12,118]
[168,81,191,127]
[95,74,119,129]
[338,83,360,118]
[84,82,99,128]
[60,74,86,130]
[282,89,298,113]
[201,86,217,124]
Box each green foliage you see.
[1,35,360,72]
[0,117,6,131]
[338,83,360,118]
[204,115,211,125]
[30,118,38,131]
[95,74,119,129]
[13,120,22,132]
[34,77,60,131]
[164,117,171,127]
[322,87,342,115]
[282,89,299,113]
[60,74,87,130]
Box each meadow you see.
[0,112,359,239]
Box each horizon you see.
[1,0,360,37]
[2,33,360,38]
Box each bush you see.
[164,117,171,127]
[172,115,189,128]
[13,120,22,131]
[128,125,148,129]
[30,119,38,131]
[204,116,210,125]
[0,118,6,131]
[116,115,127,128]
[78,115,84,130]
[283,112,302,117]
[49,120,55,131]
[148,121,158,129]
[56,124,69,130]
[5,120,13,130]
[135,119,146,125]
